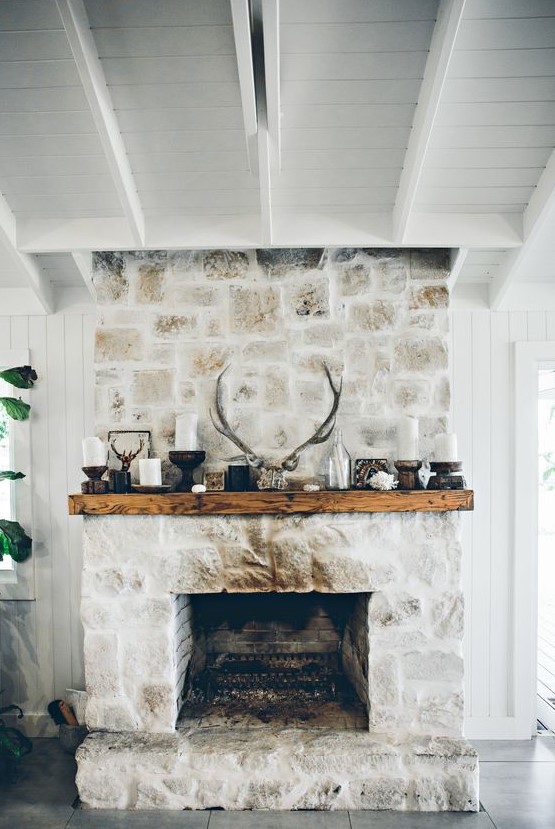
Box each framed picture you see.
[108,430,151,484]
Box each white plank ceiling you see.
[0,0,554,311]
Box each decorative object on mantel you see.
[303,484,320,492]
[191,484,206,493]
[169,450,206,492]
[204,470,226,491]
[175,413,198,451]
[227,459,250,491]
[210,363,342,491]
[131,484,171,494]
[396,416,419,461]
[81,438,108,493]
[323,428,351,490]
[428,433,466,489]
[355,458,388,489]
[427,461,466,490]
[368,470,398,491]
[108,430,150,486]
[394,460,423,491]
[81,465,108,495]
[138,458,162,486]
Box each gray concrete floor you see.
[1,736,555,828]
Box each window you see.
[0,349,34,599]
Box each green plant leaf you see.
[0,366,37,389]
[0,520,32,562]
[0,471,25,481]
[0,397,31,421]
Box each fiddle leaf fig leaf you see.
[0,520,32,562]
[0,471,25,481]
[0,397,31,421]
[0,366,37,389]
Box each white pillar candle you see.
[175,413,198,450]
[397,417,419,460]
[139,458,162,486]
[82,437,105,467]
[434,433,458,461]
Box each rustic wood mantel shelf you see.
[68,489,474,516]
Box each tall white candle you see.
[175,413,198,450]
[82,437,105,467]
[397,417,419,460]
[434,433,458,461]
[139,458,162,486]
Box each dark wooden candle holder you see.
[81,466,108,494]
[394,460,422,490]
[427,461,466,490]
[169,450,206,492]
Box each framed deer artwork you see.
[107,430,151,484]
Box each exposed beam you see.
[490,146,555,309]
[257,126,273,245]
[55,0,145,247]
[262,0,281,172]
[393,0,467,244]
[230,0,258,139]
[251,0,273,244]
[447,247,468,292]
[0,193,53,314]
[71,251,95,300]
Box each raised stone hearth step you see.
[76,730,479,812]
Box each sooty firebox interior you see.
[178,592,370,729]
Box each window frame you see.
[0,349,34,600]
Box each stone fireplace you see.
[76,248,478,811]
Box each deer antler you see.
[280,363,342,471]
[209,366,264,468]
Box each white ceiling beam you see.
[230,0,258,139]
[490,147,555,310]
[0,194,53,314]
[447,247,468,292]
[257,126,273,245]
[71,251,95,300]
[262,0,281,173]
[55,0,145,247]
[392,0,467,244]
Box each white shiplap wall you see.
[0,313,94,734]
[0,306,548,739]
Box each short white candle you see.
[397,417,419,460]
[175,413,198,450]
[82,437,105,467]
[434,433,458,461]
[139,458,162,486]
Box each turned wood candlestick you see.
[81,466,108,494]
[427,461,466,490]
[169,450,206,492]
[394,460,422,490]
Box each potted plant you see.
[0,365,36,782]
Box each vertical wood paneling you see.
[489,312,511,717]
[470,312,492,718]
[527,311,547,341]
[0,313,94,727]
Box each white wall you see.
[0,306,549,738]
[0,313,95,734]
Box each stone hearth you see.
[76,511,478,811]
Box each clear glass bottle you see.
[325,429,351,490]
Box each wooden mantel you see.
[68,489,474,516]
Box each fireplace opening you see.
[176,592,370,730]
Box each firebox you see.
[178,592,369,729]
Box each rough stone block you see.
[95,329,144,362]
[256,248,324,276]
[394,335,448,372]
[204,249,249,279]
[392,379,431,413]
[230,286,280,334]
[287,278,330,318]
[410,285,449,309]
[350,300,398,332]
[404,650,464,683]
[92,252,128,303]
[137,263,166,304]
[84,632,121,696]
[153,314,198,339]
[131,369,175,404]
[339,262,372,295]
[410,249,450,281]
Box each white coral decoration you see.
[368,470,398,491]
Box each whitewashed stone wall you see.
[93,248,450,477]
[81,511,464,739]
